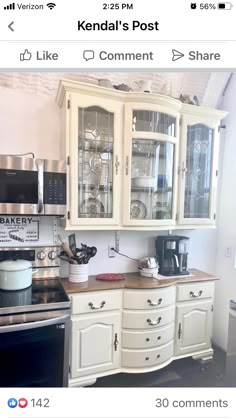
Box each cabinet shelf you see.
[131,186,172,193]
[79,183,112,193]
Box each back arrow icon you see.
[8,21,14,32]
[172,49,184,61]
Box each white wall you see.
[58,228,218,277]
[213,74,236,350]
[0,86,60,159]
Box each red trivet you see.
[96,273,125,281]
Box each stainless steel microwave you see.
[0,155,66,215]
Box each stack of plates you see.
[138,267,159,278]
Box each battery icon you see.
[218,2,233,8]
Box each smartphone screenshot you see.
[0,0,236,419]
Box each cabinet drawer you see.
[70,290,122,315]
[177,281,215,302]
[122,323,174,349]
[123,286,176,310]
[122,340,174,368]
[122,305,175,329]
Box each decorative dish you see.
[130,200,147,219]
[80,198,105,217]
[96,273,125,281]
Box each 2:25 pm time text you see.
[103,3,134,9]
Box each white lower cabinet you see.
[175,300,213,356]
[71,312,120,379]
[69,281,215,385]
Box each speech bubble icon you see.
[83,50,95,61]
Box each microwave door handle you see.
[36,159,44,214]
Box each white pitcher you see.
[131,80,153,93]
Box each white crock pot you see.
[0,260,37,291]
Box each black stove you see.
[0,278,70,315]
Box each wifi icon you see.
[47,2,56,9]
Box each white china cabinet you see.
[56,80,227,230]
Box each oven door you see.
[0,313,70,387]
[0,156,44,214]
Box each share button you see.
[172,49,185,61]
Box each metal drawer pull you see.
[88,300,106,309]
[147,298,162,306]
[147,317,162,326]
[145,357,149,361]
[190,290,203,298]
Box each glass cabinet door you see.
[130,139,174,221]
[179,119,218,224]
[69,95,122,227]
[123,106,178,226]
[78,106,114,219]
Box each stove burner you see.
[0,278,70,314]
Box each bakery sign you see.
[0,216,39,244]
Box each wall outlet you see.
[108,245,116,258]
[224,246,232,258]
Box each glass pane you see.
[184,124,214,218]
[78,106,114,218]
[130,139,174,220]
[133,110,176,136]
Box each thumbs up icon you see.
[20,49,32,61]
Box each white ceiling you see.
[0,72,232,108]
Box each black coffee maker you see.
[155,235,189,276]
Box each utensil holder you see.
[69,263,88,283]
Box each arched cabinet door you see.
[71,312,120,379]
[175,300,213,356]
[178,108,227,226]
[123,102,180,227]
[68,93,123,229]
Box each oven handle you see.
[0,315,70,333]
[36,159,44,214]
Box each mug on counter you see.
[131,80,153,93]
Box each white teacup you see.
[131,80,153,93]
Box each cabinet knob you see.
[146,338,150,342]
[147,298,162,306]
[145,357,149,361]
[190,290,202,298]
[88,301,106,310]
[156,354,160,358]
[181,162,188,178]
[157,336,161,340]
[147,317,162,326]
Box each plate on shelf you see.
[130,200,147,219]
[80,198,105,217]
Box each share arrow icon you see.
[172,49,184,61]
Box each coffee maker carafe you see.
[155,235,189,276]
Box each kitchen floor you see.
[90,346,231,387]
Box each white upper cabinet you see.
[56,80,227,230]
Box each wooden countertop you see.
[60,268,219,294]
